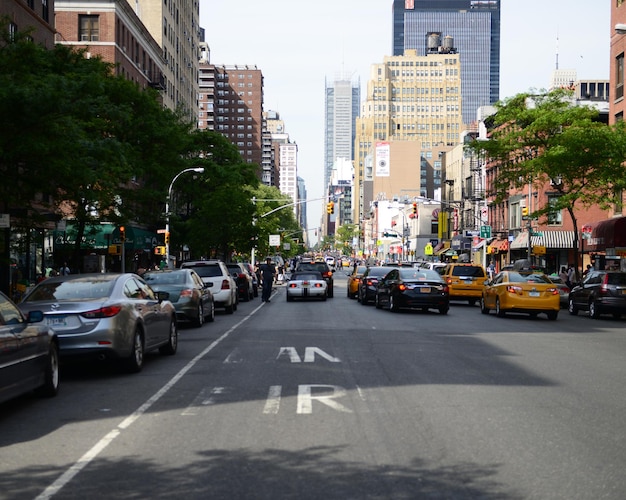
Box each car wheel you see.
[286,294,293,302]
[347,287,351,298]
[36,343,60,397]
[356,290,361,302]
[568,298,579,315]
[547,311,558,321]
[225,302,234,314]
[480,296,490,315]
[194,304,204,328]
[589,300,601,319]
[361,293,368,305]
[206,300,215,322]
[389,295,398,312]
[495,298,505,317]
[439,306,449,315]
[232,295,238,311]
[159,321,178,355]
[321,294,327,301]
[124,329,144,373]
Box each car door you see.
[191,270,212,312]
[377,269,396,306]
[483,272,502,308]
[125,277,168,350]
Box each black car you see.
[294,261,334,297]
[0,291,59,404]
[358,266,396,305]
[225,263,255,302]
[375,268,450,314]
[143,269,215,327]
[568,270,626,319]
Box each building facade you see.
[324,74,360,190]
[392,0,500,125]
[1,0,56,47]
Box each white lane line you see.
[35,304,263,500]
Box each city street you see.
[1,272,625,499]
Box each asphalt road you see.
[1,271,625,500]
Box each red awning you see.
[588,217,626,251]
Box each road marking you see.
[263,385,282,414]
[297,384,352,414]
[277,347,341,363]
[35,307,261,500]
[181,387,227,415]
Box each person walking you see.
[260,257,276,302]
[60,262,70,275]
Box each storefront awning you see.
[487,239,509,253]
[587,216,626,252]
[434,241,450,255]
[510,230,575,250]
[55,223,158,251]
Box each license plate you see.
[464,279,473,284]
[46,316,68,327]
[528,291,540,297]
[420,287,431,293]
[302,282,309,287]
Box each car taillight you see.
[289,283,297,288]
[221,279,230,290]
[180,288,194,298]
[81,305,123,319]
[600,274,610,295]
[506,285,523,294]
[323,271,331,278]
[398,284,407,291]
[366,279,377,286]
[546,288,559,295]
[446,277,453,284]
[314,283,323,288]
[238,273,247,279]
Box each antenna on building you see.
[555,30,559,70]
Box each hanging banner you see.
[375,142,390,177]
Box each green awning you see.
[54,223,158,251]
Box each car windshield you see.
[399,269,443,282]
[292,272,322,281]
[451,266,485,277]
[367,267,392,277]
[24,278,116,301]
[298,263,328,272]
[508,272,552,284]
[144,272,186,285]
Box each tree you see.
[468,89,626,276]
[335,224,359,256]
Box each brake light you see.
[314,283,324,288]
[446,277,453,284]
[238,273,247,279]
[81,305,123,319]
[221,279,230,290]
[600,274,610,295]
[366,278,378,286]
[442,285,449,293]
[180,288,194,298]
[322,271,331,278]
[398,284,407,291]
[506,285,523,294]
[289,283,297,288]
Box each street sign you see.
[531,232,543,237]
[480,225,491,239]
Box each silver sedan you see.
[286,271,328,302]
[19,273,178,373]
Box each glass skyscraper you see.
[392,0,500,125]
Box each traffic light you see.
[327,202,334,214]
[164,231,170,244]
[119,226,126,242]
[521,206,529,217]
[412,202,418,215]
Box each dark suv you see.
[568,270,626,319]
[225,263,254,302]
[294,261,334,297]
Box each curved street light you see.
[165,167,204,268]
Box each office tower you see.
[353,46,462,223]
[392,0,500,125]
[324,75,360,190]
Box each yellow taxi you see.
[347,265,368,299]
[480,270,560,320]
[440,263,487,305]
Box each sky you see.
[200,1,610,243]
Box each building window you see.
[616,53,624,100]
[79,15,99,41]
[547,194,562,225]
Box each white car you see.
[286,271,328,302]
[180,260,238,313]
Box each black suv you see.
[568,270,626,319]
[294,261,334,297]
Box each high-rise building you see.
[353,47,463,224]
[324,75,360,190]
[127,0,200,122]
[392,0,500,125]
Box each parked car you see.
[480,270,560,320]
[225,262,255,301]
[346,265,368,299]
[242,262,259,297]
[547,275,570,308]
[568,270,626,319]
[0,291,59,404]
[375,268,450,314]
[357,266,396,305]
[143,269,214,327]
[19,273,178,372]
[294,260,335,297]
[180,260,238,313]
[286,271,328,302]
[418,261,447,273]
[440,263,487,305]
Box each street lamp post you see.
[165,167,204,269]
